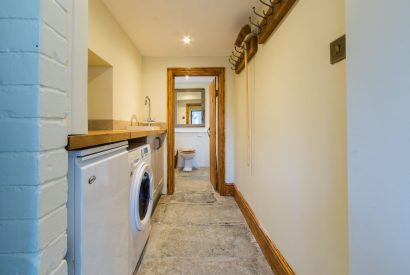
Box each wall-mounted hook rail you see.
[257,0,295,44]
[230,24,258,74]
[235,25,252,47]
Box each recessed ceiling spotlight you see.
[185,75,189,79]
[183,36,191,45]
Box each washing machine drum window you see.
[139,171,151,220]
[131,162,153,231]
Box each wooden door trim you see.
[209,78,217,190]
[167,67,226,195]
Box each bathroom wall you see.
[346,0,410,274]
[142,57,235,183]
[0,0,70,273]
[88,0,143,124]
[175,81,211,168]
[233,0,347,274]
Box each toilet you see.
[180,148,196,172]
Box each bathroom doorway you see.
[167,67,226,195]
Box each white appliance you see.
[67,141,129,275]
[128,144,153,274]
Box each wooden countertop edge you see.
[66,129,167,151]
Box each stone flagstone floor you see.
[136,168,273,275]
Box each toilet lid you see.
[181,148,196,153]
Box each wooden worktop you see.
[66,129,167,150]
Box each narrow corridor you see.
[136,168,272,274]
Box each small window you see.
[191,110,202,125]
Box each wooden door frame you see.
[167,67,226,195]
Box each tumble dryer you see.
[67,141,129,275]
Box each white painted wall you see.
[88,0,143,122]
[347,1,410,274]
[175,133,209,168]
[68,0,88,134]
[233,0,347,274]
[142,57,235,182]
[0,0,70,273]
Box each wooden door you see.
[209,77,217,190]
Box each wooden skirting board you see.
[226,184,295,275]
[224,184,235,196]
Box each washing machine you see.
[128,144,153,274]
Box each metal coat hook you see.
[259,0,281,15]
[259,0,273,17]
[260,0,274,8]
[228,58,237,67]
[252,7,267,21]
[235,46,244,54]
[233,47,244,57]
[231,54,241,61]
[232,51,242,59]
[249,17,265,34]
[230,55,240,63]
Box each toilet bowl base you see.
[182,158,193,172]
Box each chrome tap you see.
[144,96,154,126]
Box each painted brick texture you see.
[0,0,70,274]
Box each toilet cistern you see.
[144,96,155,126]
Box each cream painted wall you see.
[233,0,347,274]
[347,0,410,274]
[88,66,113,119]
[142,57,235,183]
[88,0,142,122]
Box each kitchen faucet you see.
[144,96,154,126]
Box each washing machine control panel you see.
[140,145,150,159]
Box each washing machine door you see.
[130,162,153,231]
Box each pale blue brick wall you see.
[0,0,70,274]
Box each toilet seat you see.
[181,148,196,154]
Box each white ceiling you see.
[102,0,257,57]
